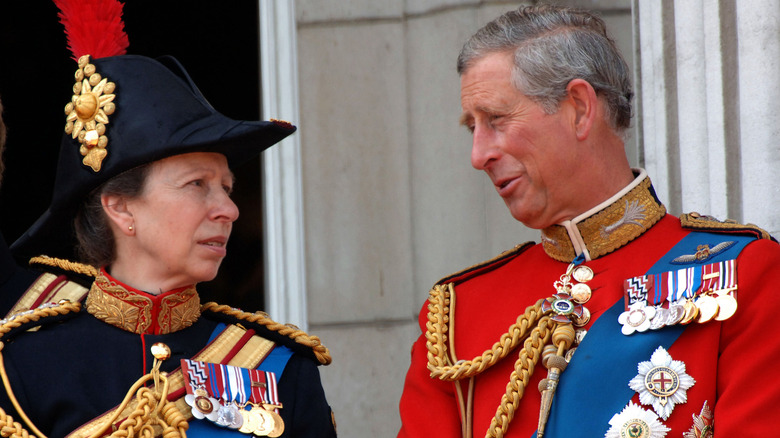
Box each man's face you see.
[460,51,582,229]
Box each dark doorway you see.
[0,1,266,311]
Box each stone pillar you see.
[635,0,780,235]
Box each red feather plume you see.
[54,0,129,61]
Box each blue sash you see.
[535,233,755,437]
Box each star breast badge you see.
[629,346,695,420]
[605,402,670,438]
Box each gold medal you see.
[679,300,699,325]
[713,293,737,321]
[573,265,594,283]
[239,408,257,434]
[252,406,275,436]
[266,409,285,438]
[570,283,592,304]
[572,306,590,327]
[694,295,719,323]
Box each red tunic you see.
[399,177,780,438]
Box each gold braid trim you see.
[28,256,98,278]
[0,301,82,438]
[201,302,332,365]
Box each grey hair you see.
[74,163,152,267]
[457,5,633,133]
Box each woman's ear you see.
[101,193,134,236]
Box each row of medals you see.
[193,387,284,437]
[626,287,738,331]
[565,263,738,341]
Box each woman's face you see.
[118,152,238,291]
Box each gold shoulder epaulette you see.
[200,302,332,365]
[5,270,90,319]
[437,241,535,286]
[680,212,776,242]
[28,255,99,277]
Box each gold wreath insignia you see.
[64,55,116,172]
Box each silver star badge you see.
[629,346,696,420]
[604,401,670,438]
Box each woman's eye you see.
[188,179,204,187]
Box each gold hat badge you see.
[64,54,116,172]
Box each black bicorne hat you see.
[11,52,295,259]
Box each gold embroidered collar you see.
[85,269,201,335]
[541,169,666,262]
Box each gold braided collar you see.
[541,169,666,262]
[85,269,201,335]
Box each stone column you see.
[635,0,780,235]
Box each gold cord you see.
[425,283,566,438]
[426,284,549,381]
[0,301,82,438]
[201,302,332,365]
[28,256,98,278]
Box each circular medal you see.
[713,294,737,321]
[575,328,588,345]
[573,306,590,327]
[695,295,719,323]
[195,396,215,415]
[649,307,668,330]
[666,303,685,326]
[679,300,699,325]
[572,265,594,283]
[239,408,257,434]
[627,308,648,327]
[229,405,244,430]
[216,403,241,428]
[570,283,592,304]
[267,410,285,438]
[621,419,651,438]
[253,407,276,436]
[644,366,680,399]
[565,347,577,363]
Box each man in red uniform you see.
[398,5,780,438]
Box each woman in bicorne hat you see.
[0,2,337,437]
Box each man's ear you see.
[565,78,598,141]
[101,193,134,236]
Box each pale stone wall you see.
[635,0,780,236]
[295,1,634,436]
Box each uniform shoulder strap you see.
[201,302,332,366]
[5,270,90,319]
[680,212,776,242]
[437,241,536,286]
